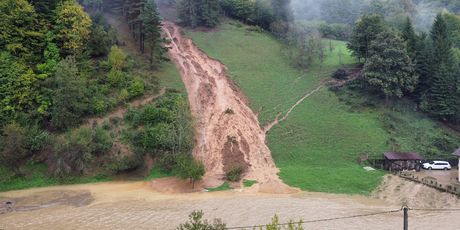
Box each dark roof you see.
[384,152,423,160]
[453,148,460,157]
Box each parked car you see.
[422,161,452,170]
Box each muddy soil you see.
[162,22,294,193]
[0,190,92,214]
[1,182,459,230]
[372,175,460,208]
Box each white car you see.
[422,161,452,170]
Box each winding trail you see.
[264,85,324,133]
[85,88,166,127]
[162,22,294,193]
[263,69,362,133]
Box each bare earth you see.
[1,178,459,230]
[162,22,293,193]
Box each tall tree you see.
[271,0,293,22]
[54,0,92,56]
[178,0,198,28]
[401,17,417,59]
[363,30,418,100]
[347,14,387,61]
[140,0,169,66]
[0,0,44,62]
[178,0,220,28]
[0,52,40,127]
[423,14,457,119]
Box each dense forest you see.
[0,0,201,190]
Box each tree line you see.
[347,12,460,123]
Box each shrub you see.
[92,127,113,155]
[177,210,226,230]
[118,88,129,102]
[224,108,234,114]
[128,79,145,98]
[0,123,28,173]
[25,127,50,153]
[108,69,126,86]
[92,99,107,114]
[108,46,127,70]
[226,165,244,182]
[142,123,173,152]
[106,154,143,173]
[332,68,349,80]
[142,107,174,125]
[50,126,113,178]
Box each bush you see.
[92,98,107,114]
[50,126,113,178]
[106,154,143,173]
[332,68,349,80]
[92,127,113,155]
[118,88,129,102]
[108,69,126,86]
[108,46,127,70]
[177,210,226,230]
[226,165,244,182]
[142,106,174,125]
[25,127,50,153]
[128,79,145,98]
[0,123,28,173]
[142,123,173,152]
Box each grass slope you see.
[187,20,388,194]
[188,21,354,124]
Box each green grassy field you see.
[187,21,354,125]
[186,20,408,194]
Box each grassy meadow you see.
[187,20,459,194]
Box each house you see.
[453,148,460,182]
[384,152,423,172]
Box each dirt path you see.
[264,70,362,133]
[85,88,166,127]
[1,182,459,230]
[162,22,293,193]
[264,85,324,133]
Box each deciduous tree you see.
[363,30,418,99]
[54,0,92,55]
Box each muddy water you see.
[1,182,459,230]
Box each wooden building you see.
[384,152,423,172]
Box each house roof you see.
[453,148,460,157]
[384,152,423,160]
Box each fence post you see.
[403,207,409,230]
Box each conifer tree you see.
[141,0,169,67]
[178,0,220,28]
[423,14,457,119]
[401,17,417,59]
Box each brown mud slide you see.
[162,22,295,193]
